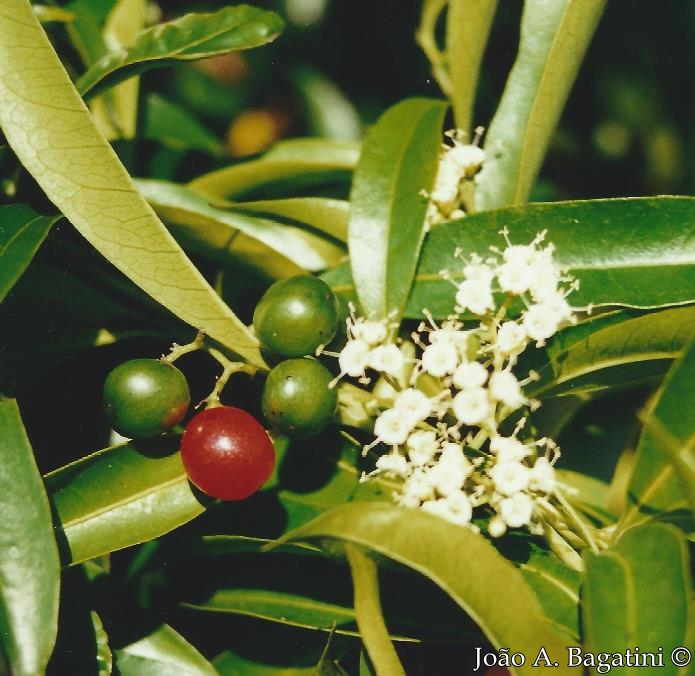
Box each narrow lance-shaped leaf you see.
[582,523,690,676]
[476,0,607,209]
[446,0,498,134]
[189,138,360,200]
[0,1,265,368]
[0,204,59,302]
[619,334,695,533]
[285,502,581,674]
[348,98,447,322]
[525,306,695,400]
[136,179,342,272]
[114,624,218,676]
[0,399,60,676]
[324,197,695,316]
[77,5,284,99]
[46,440,205,566]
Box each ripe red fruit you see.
[180,406,275,501]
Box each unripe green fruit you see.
[253,275,339,357]
[262,358,337,437]
[103,359,190,439]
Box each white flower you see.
[400,469,435,506]
[497,259,535,295]
[498,492,534,528]
[439,442,473,478]
[430,156,461,208]
[427,460,467,497]
[452,386,491,426]
[374,408,412,445]
[421,342,459,377]
[455,278,494,316]
[488,370,525,410]
[530,456,556,493]
[375,451,409,476]
[445,490,473,524]
[488,516,507,538]
[352,319,388,345]
[368,344,404,377]
[463,258,495,283]
[394,388,432,424]
[447,144,484,175]
[489,435,529,463]
[406,430,438,466]
[522,296,574,344]
[430,326,469,355]
[452,361,488,390]
[496,321,528,356]
[502,243,536,266]
[338,339,371,377]
[489,461,530,495]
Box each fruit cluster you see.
[101,274,341,502]
[254,275,340,438]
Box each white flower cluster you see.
[335,233,577,537]
[427,129,485,226]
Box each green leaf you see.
[325,197,695,317]
[136,179,343,272]
[214,650,319,675]
[184,588,362,638]
[446,0,498,134]
[527,306,695,399]
[229,198,349,243]
[582,523,690,676]
[345,544,405,676]
[77,5,284,99]
[285,503,580,675]
[189,138,360,200]
[518,544,580,640]
[348,98,447,322]
[0,204,58,302]
[46,440,205,566]
[0,399,60,676]
[33,5,75,23]
[0,1,264,368]
[619,335,695,533]
[143,94,226,158]
[476,0,607,209]
[114,624,217,676]
[555,470,616,525]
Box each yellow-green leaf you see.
[76,5,284,99]
[0,0,264,368]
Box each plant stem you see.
[345,543,405,676]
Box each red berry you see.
[180,406,275,501]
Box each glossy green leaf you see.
[229,197,349,243]
[0,2,264,368]
[184,589,361,638]
[214,650,319,676]
[114,624,217,676]
[582,523,690,676]
[286,503,580,674]
[143,94,226,158]
[153,535,474,643]
[345,544,405,675]
[64,0,115,65]
[0,204,59,302]
[77,5,284,98]
[136,179,343,272]
[348,98,447,321]
[325,197,695,317]
[556,470,616,525]
[0,399,60,676]
[518,544,580,640]
[527,306,695,399]
[46,440,205,566]
[619,335,695,533]
[446,0,498,134]
[476,0,607,209]
[189,138,360,200]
